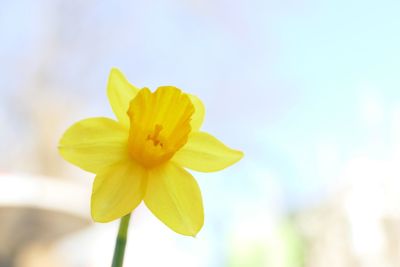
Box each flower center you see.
[127,86,194,168]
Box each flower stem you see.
[111,214,131,267]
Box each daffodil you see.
[59,68,243,236]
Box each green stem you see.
[111,214,131,267]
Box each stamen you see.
[147,124,163,147]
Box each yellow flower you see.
[59,68,243,236]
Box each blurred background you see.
[2,0,400,266]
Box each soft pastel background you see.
[2,0,400,266]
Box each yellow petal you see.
[107,68,139,127]
[59,117,129,173]
[172,131,243,172]
[144,163,204,236]
[91,159,147,222]
[188,94,205,131]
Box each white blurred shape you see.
[342,158,391,266]
[0,173,89,218]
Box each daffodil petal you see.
[91,159,147,222]
[59,117,129,173]
[107,68,139,127]
[144,163,204,236]
[188,94,205,131]
[172,131,243,172]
